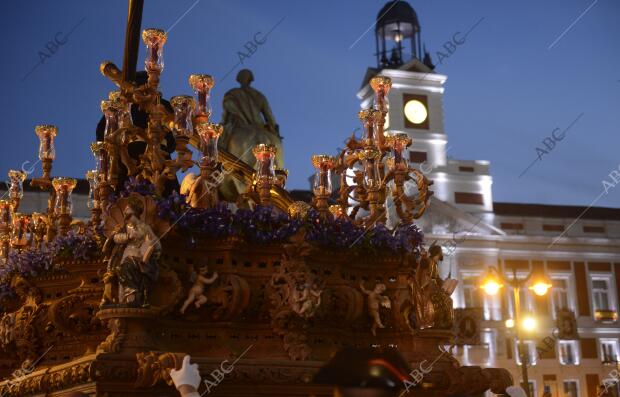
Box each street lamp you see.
[480,267,551,397]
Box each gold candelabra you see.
[0,28,434,269]
[308,75,435,227]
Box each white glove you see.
[506,386,528,397]
[170,355,201,390]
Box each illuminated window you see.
[563,380,579,397]
[462,277,482,308]
[558,340,578,365]
[551,278,570,315]
[601,340,619,364]
[593,279,611,311]
[515,340,537,366]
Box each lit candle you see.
[0,200,13,231]
[30,212,47,248]
[189,74,215,119]
[358,109,380,143]
[101,100,119,137]
[171,95,195,137]
[142,28,167,72]
[196,122,223,166]
[370,75,392,113]
[109,91,133,129]
[52,177,77,216]
[91,142,109,180]
[386,132,411,170]
[7,170,26,202]
[360,148,381,189]
[253,144,277,182]
[85,169,100,209]
[10,213,30,248]
[311,155,334,196]
[35,124,58,161]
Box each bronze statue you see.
[103,195,162,307]
[220,69,284,174]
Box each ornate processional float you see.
[0,3,513,396]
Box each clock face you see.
[402,93,429,129]
[404,99,428,124]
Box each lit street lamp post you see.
[480,267,552,397]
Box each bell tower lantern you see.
[375,0,423,68]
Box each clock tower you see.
[358,0,493,214]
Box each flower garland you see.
[0,180,425,300]
[157,192,424,254]
[0,230,102,300]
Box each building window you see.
[458,166,475,172]
[583,225,605,233]
[409,151,427,163]
[500,222,524,231]
[508,280,533,317]
[462,277,482,308]
[601,340,619,364]
[454,192,484,205]
[551,278,570,314]
[558,340,578,365]
[592,279,612,311]
[542,224,564,232]
[515,340,537,366]
[563,380,579,397]
[519,381,536,397]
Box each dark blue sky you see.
[1,0,618,207]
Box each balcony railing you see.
[595,310,618,322]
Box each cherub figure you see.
[292,281,323,318]
[360,282,391,336]
[180,265,218,314]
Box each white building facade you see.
[357,25,620,397]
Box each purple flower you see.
[49,230,102,261]
[233,206,300,244]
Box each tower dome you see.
[375,1,423,69]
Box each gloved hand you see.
[170,355,201,390]
[506,386,528,397]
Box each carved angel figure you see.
[103,194,162,307]
[360,282,391,336]
[292,281,323,318]
[180,265,218,314]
